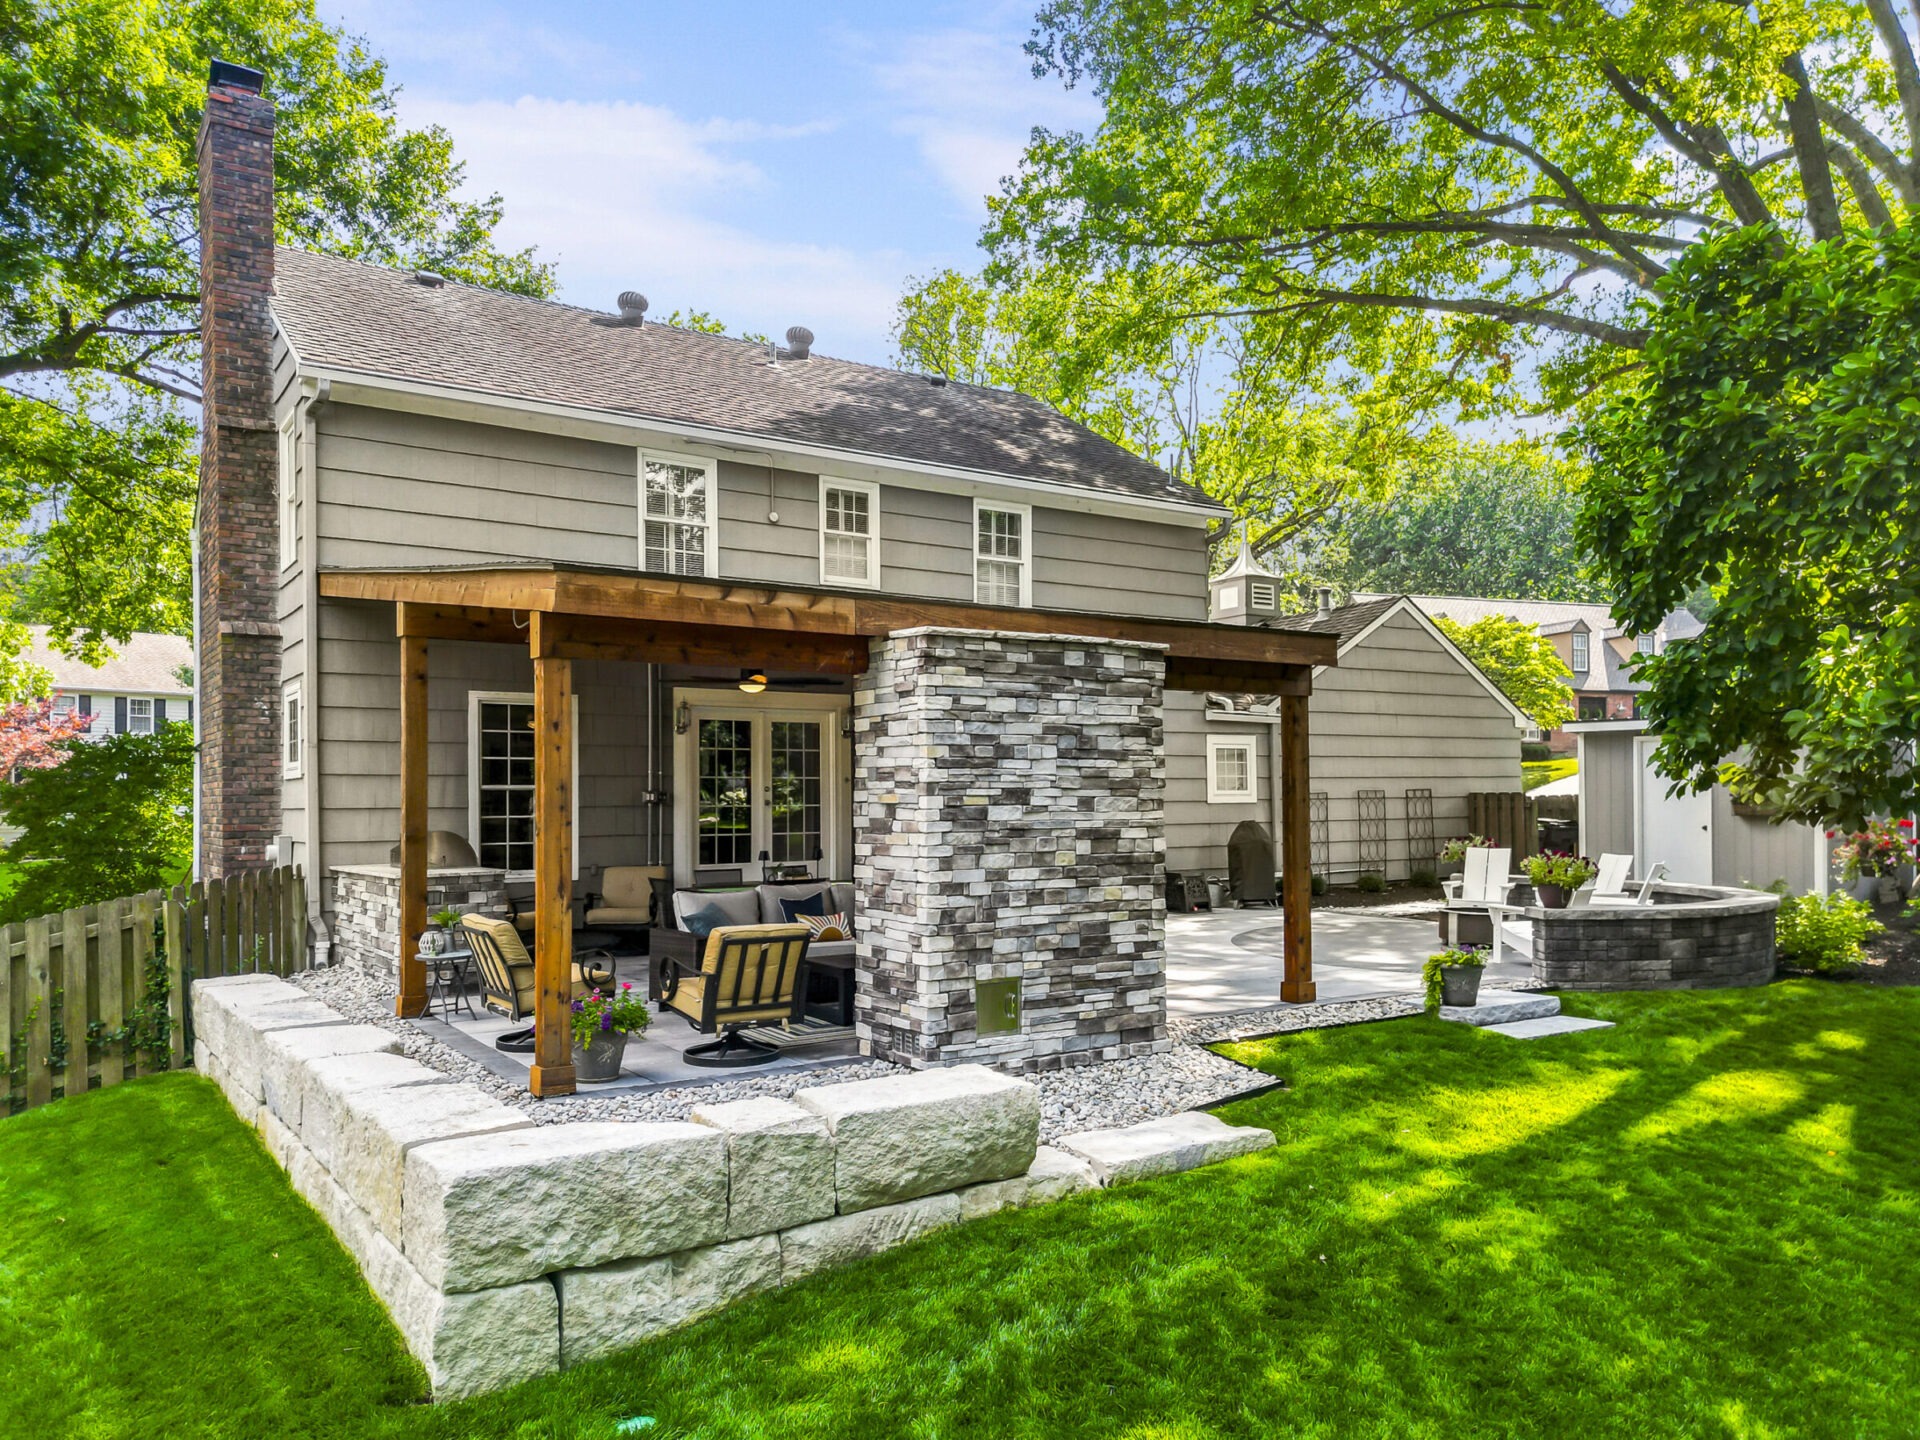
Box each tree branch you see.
[1192,282,1650,348]
[1863,0,1920,192]
[1828,138,1897,229]
[1780,52,1845,240]
[1594,61,1778,229]
[1813,96,1917,209]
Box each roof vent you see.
[1315,585,1334,619]
[412,270,445,288]
[618,291,648,324]
[927,373,948,388]
[784,326,814,360]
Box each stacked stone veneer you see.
[1531,886,1780,990]
[196,975,1273,1399]
[330,866,508,976]
[854,628,1170,1071]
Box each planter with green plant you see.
[1522,852,1598,909]
[571,982,650,1082]
[1828,820,1915,904]
[1423,948,1487,1008]
[1437,835,1491,882]
[419,907,463,957]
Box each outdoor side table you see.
[424,946,476,1019]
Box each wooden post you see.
[396,612,429,1018]
[529,614,576,1097]
[1279,689,1316,1004]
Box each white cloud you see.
[869,25,1099,215]
[403,95,909,361]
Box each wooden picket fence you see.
[1468,791,1539,862]
[1,866,307,1117]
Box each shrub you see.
[1409,867,1438,888]
[1356,872,1386,893]
[1772,887,1882,972]
[1310,873,1328,896]
[1521,741,1553,763]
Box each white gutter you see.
[296,363,1230,529]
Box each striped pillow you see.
[801,911,851,942]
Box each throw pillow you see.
[681,903,732,940]
[802,911,851,942]
[779,891,828,923]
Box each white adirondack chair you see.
[1585,854,1667,907]
[1442,846,1532,962]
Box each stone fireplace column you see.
[853,627,1169,1071]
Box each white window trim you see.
[1206,735,1257,804]
[973,499,1033,608]
[50,693,76,717]
[1571,631,1590,673]
[127,697,155,736]
[282,680,303,779]
[278,413,299,571]
[466,691,580,881]
[818,476,881,590]
[638,448,719,579]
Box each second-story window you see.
[820,478,878,588]
[128,698,154,735]
[641,452,716,578]
[975,501,1030,607]
[278,413,299,570]
[1570,631,1590,673]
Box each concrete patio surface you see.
[1165,905,1534,1016]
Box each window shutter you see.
[154,699,168,725]
[77,695,91,716]
[114,696,128,733]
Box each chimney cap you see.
[209,59,266,94]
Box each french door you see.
[674,691,848,881]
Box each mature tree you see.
[1433,614,1574,730]
[1579,220,1920,827]
[0,725,194,921]
[992,0,1920,419]
[1312,447,1596,602]
[0,698,93,779]
[0,0,553,687]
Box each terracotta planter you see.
[1535,883,1570,910]
[1439,965,1484,1007]
[573,1029,630,1083]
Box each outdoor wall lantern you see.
[674,698,692,735]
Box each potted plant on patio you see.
[1521,851,1598,909]
[1423,948,1487,1008]
[1830,821,1914,904]
[571,982,650,1082]
[1437,834,1490,883]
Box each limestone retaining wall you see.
[193,975,1269,1399]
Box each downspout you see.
[190,498,204,879]
[1269,720,1285,880]
[305,379,331,964]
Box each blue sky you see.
[319,0,1098,366]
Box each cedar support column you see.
[1279,687,1316,1004]
[396,608,429,1018]
[529,614,576,1097]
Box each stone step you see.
[1483,1015,1614,1039]
[1054,1111,1275,1186]
[1438,989,1561,1026]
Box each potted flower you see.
[419,906,462,957]
[1521,851,1598,909]
[1829,820,1915,904]
[571,982,650,1082]
[1423,948,1487,1008]
[1437,835,1490,883]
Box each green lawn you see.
[1521,758,1578,792]
[4,983,1916,1439]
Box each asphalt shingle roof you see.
[1273,594,1403,646]
[25,628,191,696]
[270,248,1218,512]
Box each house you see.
[20,627,193,738]
[1385,595,1705,752]
[1188,556,1529,883]
[192,64,1338,1096]
[1570,720,1829,893]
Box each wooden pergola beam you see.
[394,605,430,1019]
[1279,692,1315,1003]
[528,612,576,1097]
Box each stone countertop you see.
[1523,883,1782,923]
[331,865,508,881]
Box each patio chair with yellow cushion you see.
[585,865,665,934]
[457,915,616,1053]
[658,922,811,1068]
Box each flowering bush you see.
[1522,851,1599,890]
[1772,887,1882,971]
[1827,820,1915,881]
[1439,834,1491,864]
[569,982,651,1050]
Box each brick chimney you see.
[196,61,281,877]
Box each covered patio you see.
[321,564,1337,1096]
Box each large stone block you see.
[795,1064,1039,1213]
[403,1122,728,1293]
[190,973,321,1060]
[559,1236,782,1368]
[296,1052,449,1171]
[690,1097,836,1238]
[258,1023,401,1128]
[333,1082,531,1240]
[1055,1112,1275,1186]
[194,978,348,1110]
[779,1192,961,1284]
[956,1143,1101,1219]
[1437,990,1560,1026]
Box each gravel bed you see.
[287,964,1439,1142]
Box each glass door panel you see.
[768,720,823,865]
[697,718,754,867]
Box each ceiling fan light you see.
[738,669,768,694]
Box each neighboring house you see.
[20,627,193,738]
[192,66,1337,1087]
[1384,595,1705,752]
[1570,719,1829,894]
[1192,555,1529,881]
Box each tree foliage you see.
[990,0,1920,420]
[0,725,194,921]
[0,697,92,776]
[1579,219,1920,827]
[0,0,553,685]
[1433,613,1574,730]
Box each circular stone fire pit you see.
[1528,882,1780,990]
